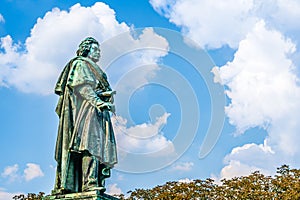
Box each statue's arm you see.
[71,60,113,111]
[77,85,114,112]
[77,84,105,109]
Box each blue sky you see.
[1,0,300,198]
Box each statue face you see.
[88,43,101,62]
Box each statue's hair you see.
[76,37,99,57]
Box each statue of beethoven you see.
[53,37,117,194]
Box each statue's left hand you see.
[101,90,116,97]
[98,102,115,114]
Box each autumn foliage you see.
[118,165,300,200]
[13,165,300,200]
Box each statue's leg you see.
[52,152,81,194]
[82,152,111,192]
[82,153,98,191]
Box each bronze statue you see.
[53,37,117,194]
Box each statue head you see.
[76,37,100,61]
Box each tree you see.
[124,165,300,200]
[12,165,300,200]
[272,165,300,199]
[12,192,44,200]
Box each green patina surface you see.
[53,37,117,193]
[43,190,119,200]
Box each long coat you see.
[54,56,117,192]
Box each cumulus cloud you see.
[0,3,168,95]
[150,0,300,180]
[1,163,44,182]
[219,142,276,179]
[111,112,177,172]
[112,113,174,155]
[102,27,169,93]
[212,142,277,182]
[23,163,44,181]
[220,160,269,180]
[107,183,122,195]
[213,21,297,134]
[150,0,258,48]
[171,162,194,172]
[0,3,127,94]
[1,164,19,182]
[213,21,300,178]
[150,0,300,48]
[257,0,300,34]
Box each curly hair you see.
[76,37,99,57]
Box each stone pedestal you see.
[43,190,119,200]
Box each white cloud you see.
[149,0,174,16]
[1,164,19,182]
[0,3,168,95]
[0,13,4,23]
[104,27,169,93]
[219,142,275,179]
[23,163,44,181]
[0,188,19,200]
[220,160,270,180]
[258,0,300,34]
[151,0,300,181]
[112,113,174,155]
[0,2,128,94]
[171,162,194,172]
[1,163,44,183]
[150,0,258,48]
[178,178,193,183]
[214,21,297,135]
[150,0,300,48]
[0,3,169,94]
[111,112,176,172]
[212,143,275,181]
[0,3,170,95]
[213,21,300,178]
[107,183,122,196]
